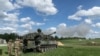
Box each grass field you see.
[1,39,100,56]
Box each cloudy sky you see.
[0,0,100,38]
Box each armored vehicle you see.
[22,32,57,53]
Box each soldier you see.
[7,39,13,56]
[14,38,23,56]
[34,28,44,52]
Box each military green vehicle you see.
[22,32,57,53]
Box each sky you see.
[0,0,100,38]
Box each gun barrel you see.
[48,32,56,36]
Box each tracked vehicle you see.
[22,32,57,53]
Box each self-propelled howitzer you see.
[22,32,57,53]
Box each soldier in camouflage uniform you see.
[34,28,44,52]
[8,39,13,56]
[14,38,23,56]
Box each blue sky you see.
[0,0,100,38]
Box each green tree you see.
[0,33,18,42]
[55,35,59,40]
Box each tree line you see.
[0,33,19,42]
[54,36,86,40]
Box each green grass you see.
[0,46,8,56]
[1,39,100,56]
[1,46,100,56]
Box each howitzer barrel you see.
[47,32,56,36]
[44,32,56,40]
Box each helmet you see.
[37,28,41,32]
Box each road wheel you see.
[40,48,44,53]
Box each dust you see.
[57,41,64,46]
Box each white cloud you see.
[0,11,7,19]
[20,17,45,26]
[92,22,100,28]
[21,21,45,30]
[0,0,20,34]
[68,15,82,21]
[21,23,32,30]
[84,19,92,24]
[4,23,19,28]
[95,23,100,28]
[0,27,15,31]
[0,11,19,34]
[16,0,58,15]
[36,22,45,26]
[68,6,100,21]
[87,30,100,38]
[0,0,22,12]
[0,11,19,22]
[58,23,67,28]
[17,30,29,35]
[29,21,35,25]
[57,24,68,37]
[0,0,15,11]
[13,3,22,9]
[44,27,56,34]
[3,13,18,22]
[20,17,45,30]
[56,23,67,36]
[89,30,99,34]
[0,27,16,33]
[20,17,31,22]
[77,5,83,10]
